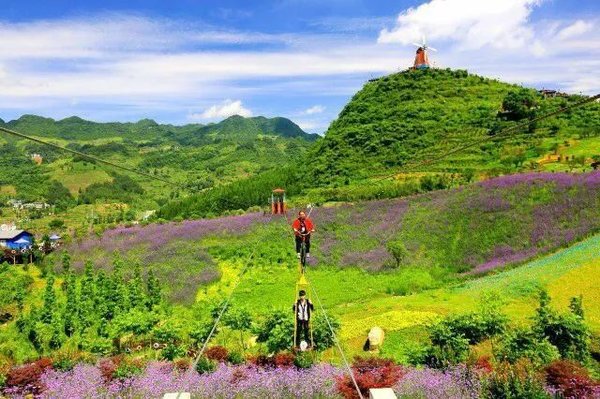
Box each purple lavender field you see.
[24,362,486,399]
[65,171,600,302]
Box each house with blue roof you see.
[0,229,34,250]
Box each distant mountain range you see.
[0,114,315,143]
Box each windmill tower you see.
[412,36,437,70]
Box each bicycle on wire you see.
[298,233,310,273]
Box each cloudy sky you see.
[0,0,598,133]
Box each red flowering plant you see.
[336,357,405,399]
[4,357,53,396]
[544,360,600,399]
[204,346,229,363]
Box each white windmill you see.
[412,36,437,69]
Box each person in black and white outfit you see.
[293,290,314,348]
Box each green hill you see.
[157,69,600,220]
[0,114,315,233]
[307,68,600,184]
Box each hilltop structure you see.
[412,37,437,70]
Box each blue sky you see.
[0,0,598,133]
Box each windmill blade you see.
[427,46,438,52]
[411,42,422,47]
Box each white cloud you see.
[556,20,594,40]
[190,99,253,120]
[378,0,544,50]
[303,105,325,115]
[0,10,598,126]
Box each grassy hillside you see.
[0,114,315,233]
[3,171,600,368]
[62,171,600,304]
[307,68,600,184]
[159,68,600,221]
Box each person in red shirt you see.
[292,210,315,258]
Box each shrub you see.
[195,356,216,374]
[247,354,275,368]
[496,327,560,366]
[227,351,245,365]
[5,357,53,395]
[114,358,144,379]
[544,360,600,398]
[97,355,123,381]
[433,311,506,346]
[293,352,313,369]
[173,358,190,371]
[205,346,229,363]
[160,344,186,361]
[274,352,295,368]
[534,292,590,362]
[474,355,494,374]
[336,357,405,399]
[482,361,548,399]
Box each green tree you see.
[63,272,78,336]
[78,261,96,331]
[533,291,590,362]
[502,89,538,121]
[128,263,145,308]
[61,251,71,274]
[223,307,253,349]
[111,254,130,313]
[41,274,57,324]
[146,268,162,309]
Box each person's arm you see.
[309,300,314,311]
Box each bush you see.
[247,355,275,368]
[544,360,600,398]
[113,358,144,379]
[496,327,560,366]
[173,358,191,371]
[482,361,548,399]
[293,352,313,369]
[336,357,405,399]
[195,356,216,374]
[160,344,186,361]
[274,352,295,368]
[227,351,245,365]
[534,292,590,362]
[5,357,53,395]
[204,346,229,363]
[98,357,119,381]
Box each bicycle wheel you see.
[300,241,307,271]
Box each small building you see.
[0,229,34,250]
[22,202,50,210]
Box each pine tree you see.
[63,272,78,336]
[569,295,584,319]
[128,263,145,308]
[41,274,56,324]
[49,314,65,349]
[15,289,25,312]
[146,268,162,309]
[78,261,96,331]
[61,251,71,274]
[111,254,130,312]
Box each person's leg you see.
[295,236,301,254]
[303,320,310,344]
[305,234,311,254]
[295,320,301,346]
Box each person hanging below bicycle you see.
[293,289,314,349]
[292,210,315,259]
